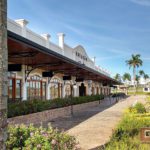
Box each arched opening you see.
[27,75,46,100]
[97,87,99,94]
[50,78,62,99]
[65,81,72,98]
[79,83,86,96]
[92,86,95,95]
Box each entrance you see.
[79,83,86,96]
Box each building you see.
[7,18,119,102]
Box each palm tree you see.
[0,0,8,149]
[135,75,140,84]
[123,73,131,95]
[135,75,140,92]
[123,73,131,94]
[144,74,149,85]
[144,74,149,80]
[126,54,143,92]
[114,73,121,81]
[123,73,131,82]
[139,70,145,77]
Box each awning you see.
[8,30,121,85]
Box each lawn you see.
[128,91,150,95]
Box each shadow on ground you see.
[40,96,128,132]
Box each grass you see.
[128,91,150,95]
[100,99,150,150]
[104,114,150,150]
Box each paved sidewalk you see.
[50,95,146,150]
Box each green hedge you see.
[8,95,104,118]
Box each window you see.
[16,79,21,98]
[27,75,46,100]
[76,51,88,61]
[50,78,62,99]
[65,81,72,97]
[8,79,13,99]
[8,78,22,101]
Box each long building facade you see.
[7,18,119,102]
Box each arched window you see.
[50,78,62,99]
[65,81,72,97]
[96,87,99,94]
[92,86,95,95]
[27,75,46,100]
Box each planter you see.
[8,100,100,125]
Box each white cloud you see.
[130,0,150,6]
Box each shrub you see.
[129,102,146,114]
[134,102,146,113]
[8,94,104,118]
[6,124,79,150]
[103,107,150,150]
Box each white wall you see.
[8,18,110,77]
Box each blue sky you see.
[8,0,150,77]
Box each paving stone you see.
[48,95,146,150]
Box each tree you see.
[135,75,140,84]
[114,73,121,81]
[0,0,8,149]
[144,74,149,80]
[139,70,145,77]
[122,73,131,95]
[126,54,143,92]
[123,73,131,82]
[135,75,140,92]
[144,74,149,85]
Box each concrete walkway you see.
[49,95,146,150]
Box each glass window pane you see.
[27,81,30,99]
[38,82,41,97]
[42,82,46,98]
[8,79,13,99]
[16,80,21,98]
